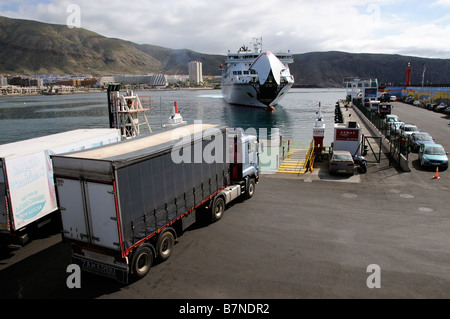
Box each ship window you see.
[243,71,249,75]
[237,71,242,75]
[250,70,256,74]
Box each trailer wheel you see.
[131,245,154,279]
[211,196,225,222]
[246,178,256,199]
[156,231,175,262]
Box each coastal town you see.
[0,61,221,95]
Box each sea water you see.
[0,88,346,145]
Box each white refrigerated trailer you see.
[0,129,121,248]
[51,124,259,283]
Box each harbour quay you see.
[1,100,449,299]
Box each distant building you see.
[0,74,8,87]
[55,79,81,86]
[8,76,43,87]
[54,78,98,87]
[188,61,203,84]
[97,76,116,87]
[81,78,98,87]
[166,75,189,84]
[97,74,167,87]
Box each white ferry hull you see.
[222,82,293,108]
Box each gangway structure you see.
[107,84,152,139]
[276,140,315,174]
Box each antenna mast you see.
[252,37,263,53]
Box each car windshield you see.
[333,154,352,161]
[405,126,418,132]
[424,146,446,155]
[415,134,432,141]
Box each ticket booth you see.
[333,122,361,156]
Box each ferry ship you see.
[220,39,294,109]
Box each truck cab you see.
[227,128,259,182]
[369,100,380,112]
[378,102,392,118]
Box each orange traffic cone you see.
[433,167,440,179]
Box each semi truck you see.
[51,124,259,283]
[377,102,392,118]
[0,129,121,249]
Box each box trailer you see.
[51,124,259,283]
[0,129,121,248]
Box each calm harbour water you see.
[0,88,346,146]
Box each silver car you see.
[329,150,355,175]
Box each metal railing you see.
[304,139,315,173]
[353,99,409,165]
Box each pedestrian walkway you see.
[276,148,308,174]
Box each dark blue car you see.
[410,132,434,152]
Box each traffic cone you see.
[433,167,440,179]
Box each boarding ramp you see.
[277,140,315,174]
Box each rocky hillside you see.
[291,51,450,87]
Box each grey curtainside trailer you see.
[51,124,259,283]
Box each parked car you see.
[329,150,355,175]
[428,103,438,111]
[405,96,415,104]
[418,144,449,170]
[390,95,397,102]
[444,106,450,114]
[435,103,447,113]
[413,100,421,107]
[388,121,404,137]
[410,132,435,152]
[399,123,419,138]
[385,114,399,124]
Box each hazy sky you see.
[1,0,450,58]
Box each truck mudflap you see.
[72,253,129,284]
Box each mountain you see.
[0,15,224,77]
[1,15,450,87]
[291,51,450,87]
